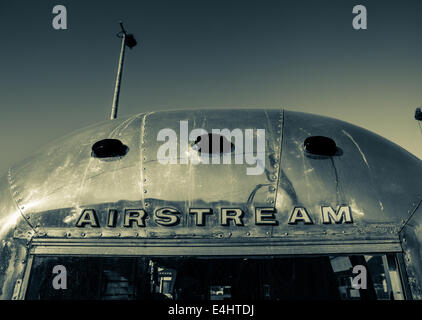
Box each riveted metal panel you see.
[0,174,32,299]
[29,238,402,256]
[3,109,422,244]
[140,109,283,237]
[279,111,422,226]
[8,114,145,225]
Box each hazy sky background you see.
[0,0,421,175]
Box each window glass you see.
[25,254,404,300]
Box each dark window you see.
[25,254,404,300]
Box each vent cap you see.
[92,139,128,158]
[304,136,337,156]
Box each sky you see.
[0,0,421,175]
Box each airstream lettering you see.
[189,208,213,226]
[155,207,181,226]
[322,206,353,224]
[288,207,313,224]
[75,209,99,228]
[123,209,147,227]
[74,205,353,228]
[221,208,245,226]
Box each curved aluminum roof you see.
[1,109,421,241]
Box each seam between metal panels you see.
[273,109,284,209]
[7,167,37,234]
[399,199,422,234]
[397,199,422,300]
[140,112,154,208]
[108,113,143,139]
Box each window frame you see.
[18,237,411,300]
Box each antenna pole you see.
[110,22,137,120]
[110,32,126,120]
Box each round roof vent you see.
[91,139,129,158]
[192,133,234,155]
[304,136,337,156]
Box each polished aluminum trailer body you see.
[0,109,421,299]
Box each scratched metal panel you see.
[141,109,282,236]
[3,109,421,241]
[6,109,283,237]
[8,114,145,227]
[277,111,422,228]
[0,174,31,299]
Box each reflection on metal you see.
[11,279,22,300]
[382,254,405,300]
[0,108,421,300]
[28,238,403,256]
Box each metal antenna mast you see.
[415,108,422,136]
[110,21,137,120]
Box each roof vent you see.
[192,133,234,155]
[91,139,129,158]
[415,108,422,121]
[304,136,337,156]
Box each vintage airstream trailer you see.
[0,108,421,300]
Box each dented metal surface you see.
[0,108,421,299]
